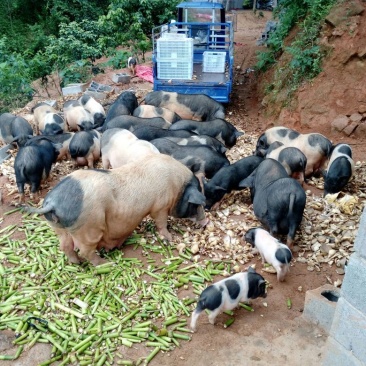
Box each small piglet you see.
[323,143,354,196]
[32,102,65,135]
[14,137,60,203]
[244,227,292,282]
[69,130,101,168]
[0,113,33,146]
[63,100,94,131]
[79,95,106,128]
[105,91,138,123]
[190,267,267,331]
[127,57,137,76]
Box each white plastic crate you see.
[157,37,193,60]
[161,32,187,39]
[157,37,193,79]
[157,60,193,80]
[203,51,226,73]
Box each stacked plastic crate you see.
[157,34,194,80]
[203,51,226,73]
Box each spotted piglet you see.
[245,227,292,282]
[190,267,267,331]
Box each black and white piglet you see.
[190,267,267,331]
[323,143,354,196]
[244,227,292,282]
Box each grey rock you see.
[331,115,349,132]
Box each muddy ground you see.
[0,8,365,366]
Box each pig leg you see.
[16,183,25,204]
[87,154,94,169]
[72,230,107,265]
[102,155,110,170]
[276,265,287,282]
[190,309,202,332]
[150,211,172,241]
[207,308,221,325]
[57,230,83,264]
[286,236,294,248]
[76,242,107,266]
[286,224,296,248]
[29,181,41,201]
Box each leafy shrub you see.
[59,60,93,88]
[256,0,338,104]
[0,38,33,113]
[104,50,130,69]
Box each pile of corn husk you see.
[1,132,365,278]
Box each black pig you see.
[14,137,59,203]
[169,119,243,148]
[103,115,170,132]
[239,159,306,247]
[324,143,354,196]
[105,91,138,123]
[204,155,263,210]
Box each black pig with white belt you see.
[323,143,354,196]
[144,91,225,121]
[190,267,267,331]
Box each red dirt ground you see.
[1,5,365,366]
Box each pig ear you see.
[247,266,256,273]
[52,142,63,152]
[214,185,226,192]
[235,131,244,137]
[320,169,327,178]
[187,188,206,206]
[258,279,266,287]
[238,175,254,188]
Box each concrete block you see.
[302,284,340,333]
[61,82,89,96]
[323,337,364,366]
[112,73,131,84]
[341,253,366,314]
[329,297,366,363]
[85,81,114,100]
[354,208,366,258]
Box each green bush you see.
[0,38,33,113]
[59,60,93,88]
[256,0,338,104]
[104,50,130,69]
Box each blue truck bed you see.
[152,16,234,103]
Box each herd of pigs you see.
[0,90,355,331]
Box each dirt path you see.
[0,9,363,366]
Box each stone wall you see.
[322,208,366,366]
